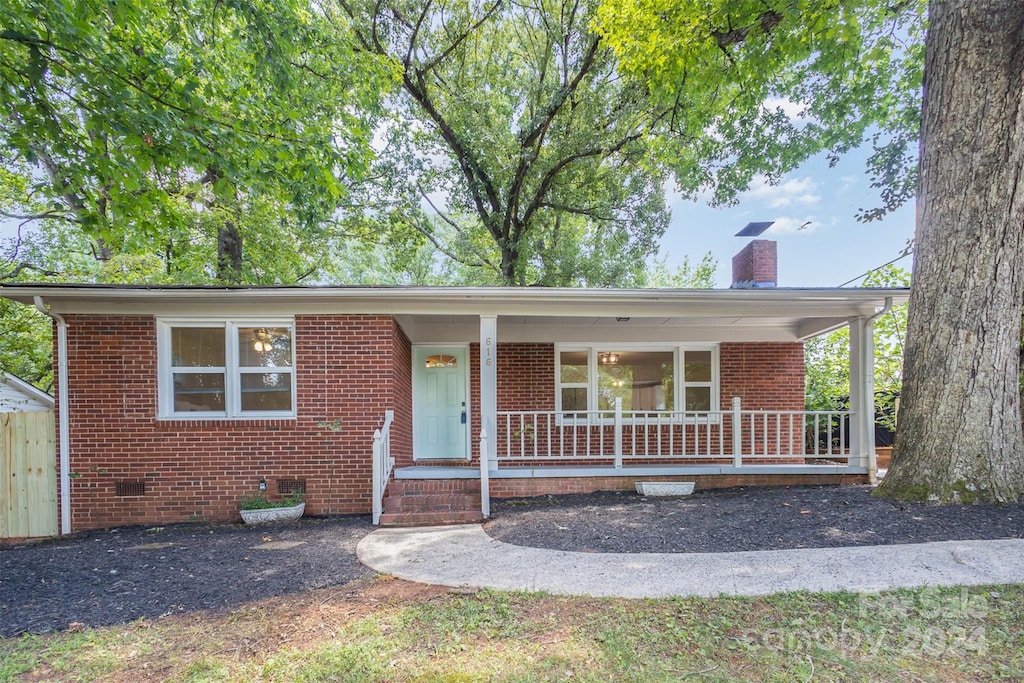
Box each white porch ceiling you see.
[396,313,854,343]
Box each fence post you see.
[731,397,742,468]
[613,397,623,469]
[371,428,383,525]
[479,429,490,519]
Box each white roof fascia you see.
[0,285,909,320]
[1,372,55,409]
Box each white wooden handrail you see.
[371,410,395,525]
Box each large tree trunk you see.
[877,1,1024,503]
[216,222,243,284]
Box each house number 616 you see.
[485,337,492,366]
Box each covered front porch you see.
[372,287,902,524]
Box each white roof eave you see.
[0,284,909,319]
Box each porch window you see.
[559,350,589,415]
[597,350,673,412]
[158,319,295,418]
[556,345,719,419]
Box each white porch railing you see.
[496,397,850,468]
[371,410,395,525]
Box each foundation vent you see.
[277,479,306,495]
[115,480,147,497]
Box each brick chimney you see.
[731,240,777,288]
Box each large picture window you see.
[158,319,295,418]
[555,345,719,419]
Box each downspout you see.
[34,297,71,535]
[862,297,894,483]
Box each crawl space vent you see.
[277,479,306,495]
[115,480,146,497]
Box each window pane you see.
[173,373,225,412]
[241,373,293,412]
[238,327,293,368]
[597,351,673,411]
[559,351,588,383]
[685,386,712,411]
[171,328,225,367]
[684,351,712,381]
[561,387,588,412]
[424,354,458,368]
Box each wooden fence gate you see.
[1,410,57,538]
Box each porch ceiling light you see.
[252,329,274,353]
[599,352,619,366]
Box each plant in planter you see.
[239,491,305,524]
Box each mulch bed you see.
[484,484,1024,554]
[0,515,373,637]
[5,485,1023,637]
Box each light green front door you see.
[413,347,469,460]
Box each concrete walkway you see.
[357,525,1024,598]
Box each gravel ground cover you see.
[0,515,373,636]
[485,484,1024,553]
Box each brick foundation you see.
[489,473,869,499]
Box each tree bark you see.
[877,1,1024,503]
[216,222,243,285]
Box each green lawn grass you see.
[2,581,1021,682]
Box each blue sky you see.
[659,144,916,288]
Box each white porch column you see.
[479,315,498,468]
[848,317,876,473]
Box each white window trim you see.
[157,317,297,420]
[554,343,720,424]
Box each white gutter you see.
[866,296,894,324]
[34,296,71,535]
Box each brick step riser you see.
[383,495,481,513]
[378,509,486,527]
[387,481,481,496]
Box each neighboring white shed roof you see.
[0,372,54,412]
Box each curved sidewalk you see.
[357,525,1024,598]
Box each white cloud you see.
[767,216,818,234]
[742,176,821,208]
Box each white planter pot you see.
[635,482,695,496]
[239,502,305,524]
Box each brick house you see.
[0,241,909,532]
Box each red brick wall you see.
[57,314,405,530]
[720,342,806,458]
[391,324,413,465]
[465,343,555,465]
[720,342,804,409]
[57,325,807,530]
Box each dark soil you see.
[484,485,1024,554]
[0,515,373,637]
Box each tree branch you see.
[517,132,643,241]
[0,260,64,281]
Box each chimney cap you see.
[735,221,774,237]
